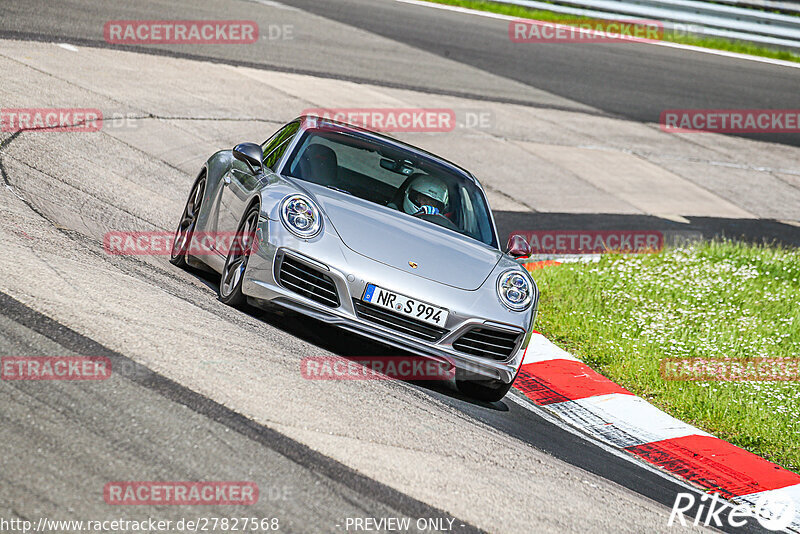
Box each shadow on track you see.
[185,264,510,410]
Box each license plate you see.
[362,284,448,328]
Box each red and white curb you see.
[514,331,800,531]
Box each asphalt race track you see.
[3,0,800,147]
[278,0,800,147]
[0,0,798,533]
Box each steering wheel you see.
[413,211,460,232]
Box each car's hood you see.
[305,184,502,290]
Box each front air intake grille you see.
[353,300,448,342]
[452,327,522,361]
[277,255,340,307]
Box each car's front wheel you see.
[218,203,260,308]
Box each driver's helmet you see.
[403,175,449,215]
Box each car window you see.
[283,129,497,248]
[293,135,406,189]
[261,121,299,170]
[263,137,295,171]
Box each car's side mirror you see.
[506,235,531,258]
[233,143,263,175]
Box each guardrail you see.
[496,0,800,51]
[709,0,800,16]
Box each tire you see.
[456,378,514,403]
[218,203,260,308]
[170,173,206,269]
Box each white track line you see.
[547,393,711,448]
[394,0,800,70]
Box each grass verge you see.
[530,241,800,472]
[425,0,800,63]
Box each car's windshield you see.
[283,128,497,247]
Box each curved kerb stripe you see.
[514,332,800,530]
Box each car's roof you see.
[293,115,479,184]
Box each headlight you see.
[280,195,322,238]
[497,270,533,311]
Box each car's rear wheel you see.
[170,173,206,268]
[219,204,259,308]
[456,371,516,403]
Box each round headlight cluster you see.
[497,270,533,311]
[280,195,322,238]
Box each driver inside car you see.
[402,175,450,217]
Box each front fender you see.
[195,150,233,235]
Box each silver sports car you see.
[170,116,538,401]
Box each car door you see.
[216,121,300,256]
